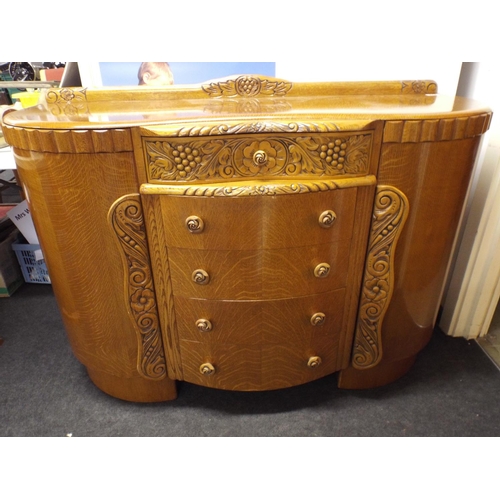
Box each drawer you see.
[179,335,341,391]
[174,289,346,345]
[143,132,374,184]
[152,188,358,250]
[168,242,351,300]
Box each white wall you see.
[440,62,500,338]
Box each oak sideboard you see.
[1,77,492,402]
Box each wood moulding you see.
[352,185,409,370]
[383,113,492,143]
[108,194,167,381]
[140,175,377,198]
[2,123,133,154]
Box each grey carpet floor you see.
[1,283,500,436]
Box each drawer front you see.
[179,335,341,391]
[154,189,357,250]
[175,289,346,345]
[168,242,351,300]
[143,132,374,184]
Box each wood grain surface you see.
[180,334,340,391]
[154,189,357,250]
[174,289,346,345]
[167,243,352,300]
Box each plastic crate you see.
[11,243,51,284]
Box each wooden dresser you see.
[1,77,492,402]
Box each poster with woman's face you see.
[100,62,275,86]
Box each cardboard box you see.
[0,227,23,297]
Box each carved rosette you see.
[109,195,166,380]
[145,133,371,182]
[401,80,437,94]
[202,76,292,97]
[352,186,409,370]
[45,87,88,115]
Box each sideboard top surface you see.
[2,77,492,133]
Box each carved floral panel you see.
[144,133,372,182]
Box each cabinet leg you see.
[338,355,417,390]
[87,368,178,403]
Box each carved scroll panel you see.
[352,185,409,370]
[108,194,166,380]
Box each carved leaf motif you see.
[109,195,166,380]
[296,136,320,151]
[178,180,347,197]
[352,186,409,370]
[343,134,371,174]
[201,76,292,97]
[173,122,340,137]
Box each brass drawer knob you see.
[307,356,322,368]
[310,312,326,326]
[319,210,337,228]
[192,269,210,285]
[200,362,215,376]
[314,263,330,278]
[186,215,204,233]
[196,318,213,332]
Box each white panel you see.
[440,62,500,338]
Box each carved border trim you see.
[108,194,166,380]
[202,76,292,98]
[167,121,342,137]
[383,113,492,143]
[352,185,409,370]
[140,175,376,198]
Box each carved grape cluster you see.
[320,139,347,171]
[172,145,202,178]
[235,76,261,96]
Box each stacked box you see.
[0,227,23,297]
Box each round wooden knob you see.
[192,269,210,285]
[186,215,204,233]
[310,312,326,326]
[314,263,330,278]
[319,210,337,228]
[307,356,322,368]
[200,362,215,376]
[253,149,268,166]
[196,318,213,332]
